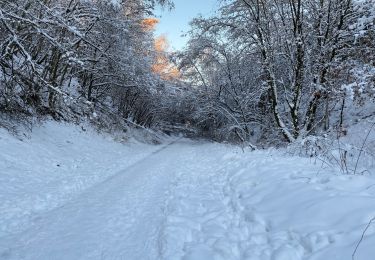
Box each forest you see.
[1,1,375,259]
[1,0,374,148]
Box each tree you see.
[177,0,375,144]
[0,0,173,127]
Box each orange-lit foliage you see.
[141,18,159,31]
[154,35,169,52]
[139,18,180,80]
[152,35,180,80]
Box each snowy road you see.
[1,126,375,260]
[0,140,200,259]
[0,140,240,260]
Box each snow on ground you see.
[0,122,375,260]
[161,149,375,260]
[0,121,161,238]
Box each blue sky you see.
[155,0,217,51]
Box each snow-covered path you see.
[0,140,195,259]
[0,140,235,260]
[1,124,375,260]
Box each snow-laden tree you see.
[178,0,375,144]
[0,0,172,126]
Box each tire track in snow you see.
[0,138,193,260]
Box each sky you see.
[154,0,218,51]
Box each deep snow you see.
[0,122,161,238]
[0,122,374,260]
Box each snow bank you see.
[161,148,375,260]
[0,121,159,238]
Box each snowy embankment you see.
[0,122,374,260]
[0,121,161,238]
[162,149,375,260]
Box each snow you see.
[1,122,375,259]
[161,149,375,260]
[0,121,160,238]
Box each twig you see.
[354,121,375,175]
[366,184,375,190]
[352,217,375,260]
